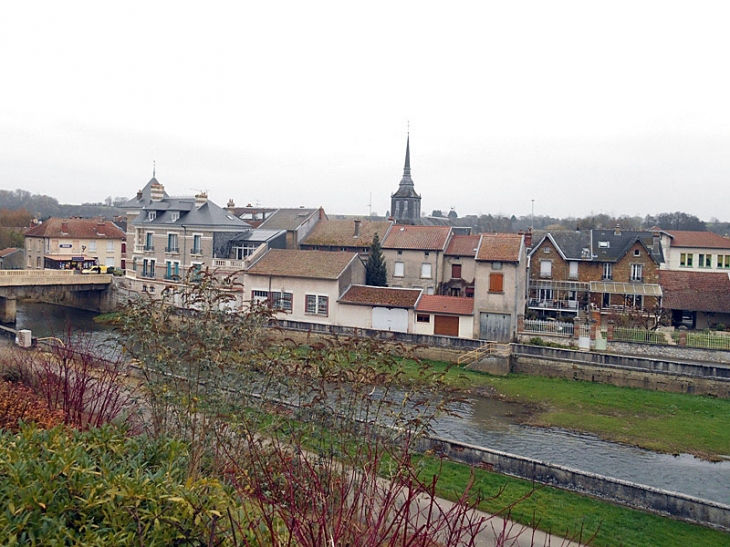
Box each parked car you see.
[82,265,122,275]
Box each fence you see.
[522,319,574,337]
[683,331,730,351]
[612,327,671,345]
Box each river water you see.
[11,301,730,506]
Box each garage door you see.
[372,307,409,333]
[434,315,459,337]
[479,312,512,341]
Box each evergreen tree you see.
[366,233,387,286]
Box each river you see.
[10,300,730,506]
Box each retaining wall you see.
[512,345,730,397]
[418,435,730,530]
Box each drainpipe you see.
[182,225,187,279]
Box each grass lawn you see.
[400,358,730,459]
[421,456,730,547]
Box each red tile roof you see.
[476,233,523,262]
[23,218,126,240]
[339,285,422,308]
[445,235,480,257]
[416,295,474,316]
[382,225,451,251]
[659,270,730,312]
[302,219,393,247]
[666,231,730,249]
[246,249,359,279]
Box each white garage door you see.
[372,307,409,333]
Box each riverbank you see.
[401,358,730,461]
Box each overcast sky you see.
[2,1,729,222]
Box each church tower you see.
[390,134,421,223]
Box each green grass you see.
[420,456,730,547]
[397,358,730,459]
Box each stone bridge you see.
[0,270,113,323]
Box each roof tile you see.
[23,218,126,240]
[339,285,422,307]
[476,233,523,262]
[382,225,451,251]
[416,295,474,315]
[246,249,358,279]
[667,230,730,249]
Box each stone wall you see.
[418,435,730,530]
[608,340,730,365]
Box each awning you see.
[589,281,663,297]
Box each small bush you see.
[0,380,64,432]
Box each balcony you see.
[165,246,180,254]
[191,247,203,256]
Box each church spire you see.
[398,133,415,188]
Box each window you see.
[631,263,643,281]
[569,261,579,279]
[145,232,154,251]
[166,233,179,253]
[107,241,114,252]
[147,211,156,221]
[233,244,259,259]
[89,241,97,252]
[416,314,430,323]
[539,288,553,301]
[169,212,180,222]
[489,272,504,293]
[598,241,609,248]
[686,253,694,267]
[699,254,711,268]
[421,263,432,279]
[539,260,552,278]
[251,290,269,304]
[393,261,404,277]
[142,259,156,278]
[192,234,203,255]
[625,294,643,308]
[602,263,612,280]
[165,261,180,280]
[424,251,430,257]
[718,255,730,269]
[492,262,502,270]
[633,249,641,257]
[271,291,293,312]
[451,264,462,279]
[305,295,329,316]
[426,286,434,295]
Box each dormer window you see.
[598,241,609,248]
[169,212,180,222]
[147,211,157,221]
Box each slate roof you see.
[339,285,422,308]
[445,235,481,257]
[475,233,523,262]
[258,208,323,231]
[133,200,250,230]
[660,271,730,313]
[120,177,169,209]
[531,230,592,260]
[302,219,393,247]
[246,249,359,280]
[666,230,730,249]
[382,225,451,251]
[591,229,663,264]
[416,295,474,315]
[24,218,126,240]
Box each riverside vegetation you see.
[0,269,728,546]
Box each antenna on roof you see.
[153,160,156,178]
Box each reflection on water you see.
[12,300,730,505]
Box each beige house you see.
[472,233,527,341]
[23,218,126,270]
[414,295,474,338]
[244,249,365,325]
[121,176,251,293]
[660,230,730,272]
[338,285,422,333]
[441,234,480,297]
[382,225,452,293]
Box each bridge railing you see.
[0,270,110,286]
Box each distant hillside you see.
[0,189,127,221]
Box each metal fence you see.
[612,327,671,345]
[522,319,574,337]
[684,331,730,350]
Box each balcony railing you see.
[165,246,179,253]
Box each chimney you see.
[227,199,235,211]
[524,228,532,249]
[614,224,621,236]
[150,182,165,202]
[61,220,69,234]
[136,189,143,201]
[354,219,362,238]
[195,191,208,208]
